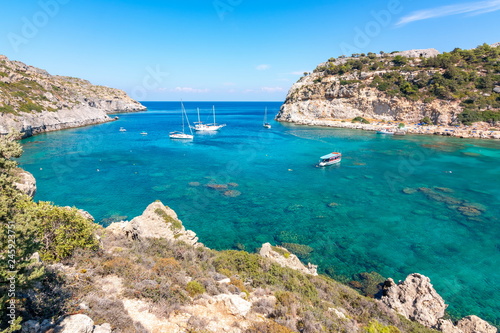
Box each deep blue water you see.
[19,101,500,323]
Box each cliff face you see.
[277,45,500,126]
[0,55,146,137]
[277,72,461,125]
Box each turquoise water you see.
[19,102,500,323]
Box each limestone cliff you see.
[0,55,146,137]
[277,45,500,127]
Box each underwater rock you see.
[457,206,481,217]
[434,187,454,193]
[227,182,239,187]
[188,182,201,187]
[285,204,304,212]
[223,190,241,197]
[327,202,339,207]
[402,188,417,194]
[205,184,228,190]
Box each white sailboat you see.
[263,107,271,128]
[169,102,194,139]
[191,106,226,131]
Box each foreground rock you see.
[382,274,497,333]
[14,169,36,197]
[107,201,200,246]
[381,273,446,328]
[0,55,146,137]
[259,242,318,275]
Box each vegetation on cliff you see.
[311,44,500,125]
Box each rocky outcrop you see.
[259,242,318,275]
[53,314,94,333]
[381,273,446,328]
[0,55,146,137]
[277,70,462,125]
[107,201,200,247]
[14,169,36,197]
[382,274,497,333]
[391,48,440,58]
[277,45,500,137]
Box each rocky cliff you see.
[277,44,500,128]
[0,55,146,137]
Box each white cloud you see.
[261,87,284,93]
[397,0,500,26]
[173,87,209,93]
[256,64,271,71]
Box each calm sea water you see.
[19,102,500,323]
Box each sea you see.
[18,101,500,324]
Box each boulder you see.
[381,273,446,328]
[259,242,318,276]
[53,314,94,333]
[14,170,36,197]
[213,294,252,317]
[456,315,497,333]
[107,201,200,246]
[93,323,112,333]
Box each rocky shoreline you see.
[277,117,500,139]
[0,55,146,137]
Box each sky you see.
[0,0,499,101]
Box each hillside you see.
[0,55,146,137]
[277,44,500,131]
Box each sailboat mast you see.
[197,107,201,123]
[213,105,216,124]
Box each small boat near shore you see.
[191,106,225,131]
[119,127,126,132]
[318,152,342,167]
[263,107,271,129]
[170,101,194,140]
[377,129,394,135]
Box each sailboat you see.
[263,107,271,128]
[169,102,194,139]
[191,106,226,131]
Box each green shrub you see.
[186,281,205,297]
[155,208,182,231]
[352,116,370,124]
[364,320,401,333]
[420,116,432,125]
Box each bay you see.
[19,101,500,323]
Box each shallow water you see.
[19,102,500,323]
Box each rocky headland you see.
[0,55,146,137]
[277,44,500,139]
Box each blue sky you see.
[1,0,499,101]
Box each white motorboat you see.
[318,152,342,167]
